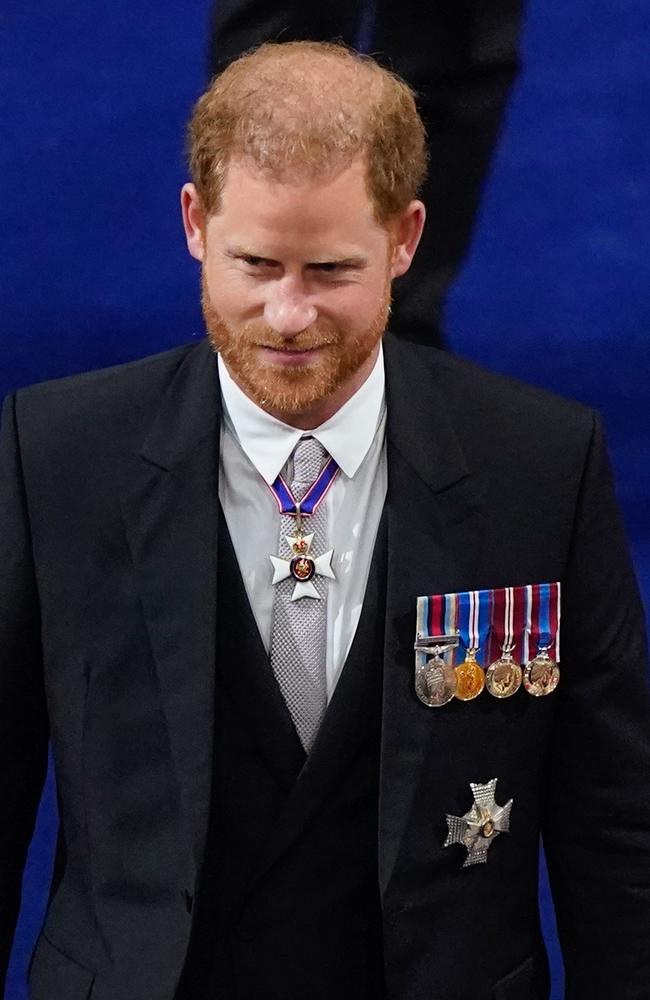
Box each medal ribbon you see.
[417,593,458,642]
[524,581,561,661]
[418,583,560,664]
[487,586,526,663]
[415,593,457,671]
[268,454,340,517]
[417,594,435,642]
[455,589,492,664]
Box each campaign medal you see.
[268,453,340,601]
[522,582,561,696]
[414,595,460,707]
[414,641,459,708]
[416,581,562,705]
[524,645,560,696]
[486,644,522,698]
[454,589,490,701]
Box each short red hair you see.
[187,41,428,224]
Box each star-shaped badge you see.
[269,533,336,601]
[443,778,513,867]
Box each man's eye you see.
[312,263,342,273]
[243,255,270,267]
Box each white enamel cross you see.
[269,533,336,601]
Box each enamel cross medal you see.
[268,453,339,601]
[444,779,513,867]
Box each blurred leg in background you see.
[208,0,525,347]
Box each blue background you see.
[1,1,648,996]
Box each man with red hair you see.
[1,42,649,1000]
[208,0,526,347]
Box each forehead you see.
[207,157,387,255]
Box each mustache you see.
[239,325,340,352]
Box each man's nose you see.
[263,276,318,335]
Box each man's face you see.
[182,156,423,425]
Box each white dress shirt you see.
[218,346,387,699]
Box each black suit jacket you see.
[1,335,649,999]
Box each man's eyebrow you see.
[224,246,277,262]
[223,246,368,268]
[307,255,368,268]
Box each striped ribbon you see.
[455,589,492,664]
[268,455,340,516]
[521,582,561,663]
[417,582,561,664]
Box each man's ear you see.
[181,183,206,261]
[389,200,426,278]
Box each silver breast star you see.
[269,533,336,601]
[444,779,513,867]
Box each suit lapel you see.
[378,335,487,894]
[120,340,220,875]
[216,509,307,787]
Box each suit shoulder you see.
[413,342,596,438]
[12,341,198,411]
[8,339,213,458]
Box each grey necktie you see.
[270,436,331,752]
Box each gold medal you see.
[486,644,522,699]
[454,648,485,701]
[523,646,560,696]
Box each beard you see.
[201,269,391,418]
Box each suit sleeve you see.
[543,412,650,998]
[0,394,49,991]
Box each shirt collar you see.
[218,344,386,485]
